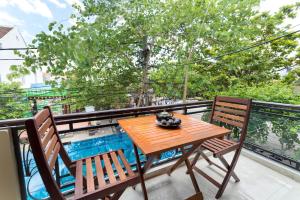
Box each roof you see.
[0,26,13,39]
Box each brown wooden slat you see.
[45,135,58,160]
[213,116,243,128]
[117,150,135,177]
[193,166,221,188]
[86,158,95,192]
[75,160,83,197]
[205,139,226,150]
[210,138,234,147]
[41,126,55,148]
[38,117,52,135]
[202,142,222,152]
[94,156,106,187]
[48,143,60,170]
[215,101,247,110]
[216,96,249,105]
[214,111,245,122]
[110,151,127,181]
[215,144,240,156]
[35,109,50,127]
[217,138,235,145]
[215,106,246,116]
[102,153,117,184]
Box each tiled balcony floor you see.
[120,151,300,200]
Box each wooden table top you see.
[118,113,231,155]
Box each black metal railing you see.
[0,100,299,200]
[0,101,211,200]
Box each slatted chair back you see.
[210,96,252,145]
[25,106,72,200]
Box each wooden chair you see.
[190,96,252,199]
[25,106,139,200]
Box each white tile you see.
[120,153,300,200]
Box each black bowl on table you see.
[156,111,181,128]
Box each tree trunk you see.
[182,49,193,103]
[137,36,152,107]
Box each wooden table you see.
[118,113,231,200]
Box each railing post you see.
[69,123,73,131]
[183,105,187,115]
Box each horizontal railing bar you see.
[186,109,211,115]
[0,101,213,127]
[253,101,300,110]
[253,105,300,113]
[59,123,119,134]
[56,107,188,125]
[55,101,212,120]
[184,105,212,110]
[254,110,300,120]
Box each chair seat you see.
[202,138,239,157]
[74,150,138,200]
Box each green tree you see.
[271,117,300,153]
[221,81,300,104]
[13,0,170,109]
[0,82,30,119]
[12,0,300,108]
[151,0,300,100]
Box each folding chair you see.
[190,96,252,199]
[25,106,140,200]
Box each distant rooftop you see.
[30,83,51,89]
[0,26,13,39]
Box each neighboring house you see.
[0,26,44,88]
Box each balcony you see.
[0,100,299,200]
[119,151,300,200]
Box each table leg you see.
[168,144,200,175]
[182,148,201,193]
[133,144,148,200]
[133,155,157,190]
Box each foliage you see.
[283,67,300,84]
[220,81,300,104]
[271,117,300,151]
[150,0,300,101]
[12,0,170,109]
[0,82,31,119]
[10,0,300,109]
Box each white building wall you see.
[0,27,44,88]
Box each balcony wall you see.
[0,129,21,200]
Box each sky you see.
[0,0,83,44]
[0,0,299,44]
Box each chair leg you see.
[133,145,148,200]
[190,147,212,169]
[215,149,242,199]
[218,155,240,182]
[199,150,213,165]
[190,150,201,168]
[187,148,213,175]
